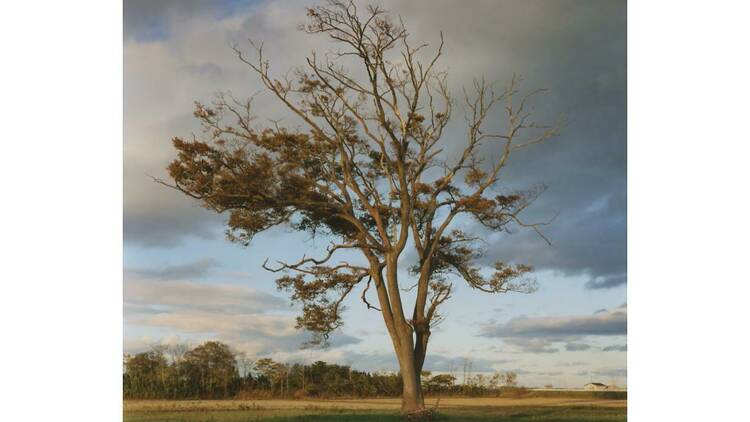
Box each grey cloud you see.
[602,344,627,352]
[124,0,249,42]
[565,342,592,352]
[124,208,220,248]
[503,338,559,354]
[382,0,627,289]
[481,304,626,339]
[385,0,626,289]
[127,257,219,280]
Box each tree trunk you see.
[375,255,427,414]
[396,343,425,414]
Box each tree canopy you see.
[161,0,560,413]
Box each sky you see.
[123,0,626,388]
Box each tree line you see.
[123,341,520,399]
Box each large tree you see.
[161,0,560,414]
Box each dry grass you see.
[124,396,626,413]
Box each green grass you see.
[124,406,626,422]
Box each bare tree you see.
[166,342,190,365]
[502,371,519,387]
[234,351,254,379]
[160,0,560,414]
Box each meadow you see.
[124,397,626,422]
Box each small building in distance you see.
[584,382,608,391]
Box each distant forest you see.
[123,341,522,399]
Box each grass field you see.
[124,398,626,421]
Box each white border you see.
[0,0,122,420]
[1,0,750,421]
[630,0,750,420]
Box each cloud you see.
[135,311,296,336]
[591,368,627,378]
[123,1,316,247]
[481,304,627,339]
[127,257,219,280]
[125,278,286,314]
[557,361,588,367]
[385,0,627,289]
[578,367,627,379]
[586,273,627,290]
[124,0,250,42]
[602,344,627,352]
[130,310,362,354]
[502,338,559,354]
[124,274,361,356]
[126,308,362,357]
[565,342,592,352]
[389,0,626,289]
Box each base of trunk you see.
[401,395,427,416]
[403,407,435,420]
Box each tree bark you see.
[396,342,425,414]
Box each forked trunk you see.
[379,255,427,414]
